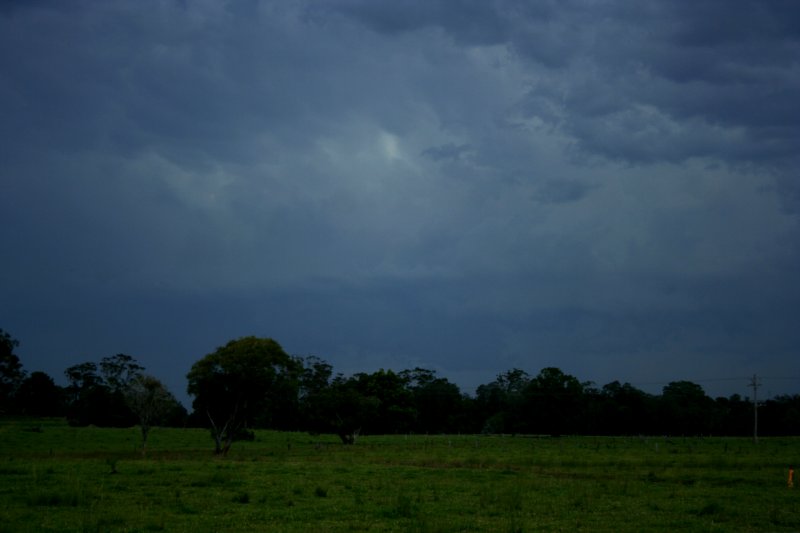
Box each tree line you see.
[1,329,186,450]
[2,330,799,452]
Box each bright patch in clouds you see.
[1,0,799,400]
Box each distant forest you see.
[2,330,799,441]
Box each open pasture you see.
[0,419,797,532]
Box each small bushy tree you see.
[124,374,183,451]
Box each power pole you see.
[750,374,760,444]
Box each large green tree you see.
[400,368,465,434]
[298,356,335,434]
[660,381,713,436]
[16,371,63,417]
[349,369,416,435]
[187,336,301,455]
[590,381,654,435]
[320,375,380,444]
[475,368,530,434]
[524,367,586,436]
[300,368,415,444]
[63,355,143,427]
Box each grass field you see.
[0,418,798,532]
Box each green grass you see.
[0,418,798,531]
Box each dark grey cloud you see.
[1,1,799,399]
[533,179,593,204]
[514,1,800,169]
[317,0,510,45]
[421,143,472,162]
[323,0,799,181]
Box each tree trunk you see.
[338,427,360,445]
[213,434,224,454]
[140,424,150,456]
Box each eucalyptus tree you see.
[524,367,586,436]
[400,367,464,434]
[660,380,713,436]
[124,374,183,452]
[100,354,144,392]
[64,354,144,427]
[475,368,531,434]
[187,336,301,455]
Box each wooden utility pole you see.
[750,374,760,444]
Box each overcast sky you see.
[2,0,799,404]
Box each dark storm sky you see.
[2,0,799,403]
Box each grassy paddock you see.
[0,418,798,532]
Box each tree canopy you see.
[64,357,140,427]
[186,336,301,454]
[3,327,800,439]
[125,374,184,451]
